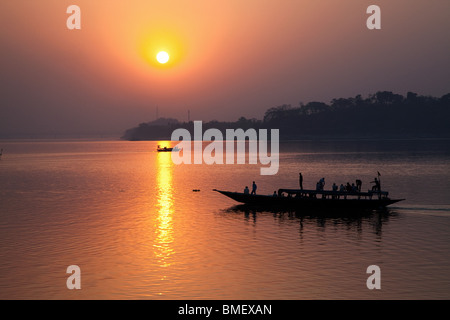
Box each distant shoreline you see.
[121,91,450,141]
[122,132,450,142]
[1,133,450,142]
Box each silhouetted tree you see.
[300,102,330,115]
[263,104,292,123]
[370,91,404,105]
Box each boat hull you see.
[214,190,403,211]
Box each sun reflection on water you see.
[154,150,175,269]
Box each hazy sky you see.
[1,0,449,137]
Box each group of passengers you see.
[243,175,381,197]
[316,177,381,193]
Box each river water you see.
[0,138,449,299]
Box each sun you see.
[156,51,170,64]
[139,29,187,68]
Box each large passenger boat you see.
[214,188,403,210]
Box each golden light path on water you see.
[154,150,175,274]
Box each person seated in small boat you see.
[351,183,357,192]
[339,184,345,192]
[244,186,250,194]
[273,191,277,197]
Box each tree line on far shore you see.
[121,91,450,140]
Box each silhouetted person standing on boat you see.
[356,179,362,192]
[319,177,325,191]
[299,173,303,190]
[371,177,380,191]
[251,181,257,195]
[332,183,338,199]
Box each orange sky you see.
[1,0,449,136]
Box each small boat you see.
[156,145,180,152]
[213,188,404,211]
[157,145,173,152]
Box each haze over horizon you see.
[1,0,449,137]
